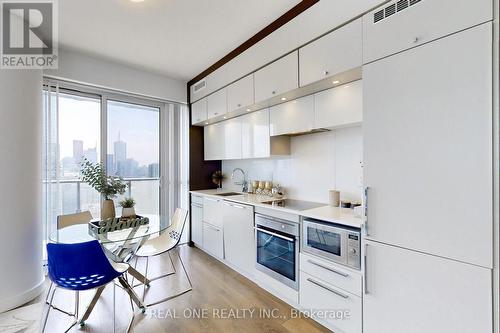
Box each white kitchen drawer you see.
[254,52,299,103]
[300,271,362,333]
[300,253,362,297]
[202,197,223,227]
[227,74,254,113]
[191,98,207,125]
[203,222,224,259]
[191,194,203,205]
[191,203,203,246]
[299,18,362,87]
[314,80,362,129]
[363,0,492,64]
[207,88,227,119]
[269,95,314,136]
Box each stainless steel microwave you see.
[302,218,361,270]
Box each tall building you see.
[84,148,98,164]
[72,140,84,163]
[114,133,127,175]
[106,154,115,175]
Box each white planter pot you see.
[121,207,136,218]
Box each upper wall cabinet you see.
[227,74,254,113]
[254,52,299,104]
[315,80,362,129]
[241,109,270,159]
[204,117,242,161]
[363,0,493,64]
[207,89,227,119]
[270,95,315,136]
[191,98,208,125]
[299,18,362,87]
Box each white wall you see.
[0,69,45,312]
[222,126,363,204]
[45,48,187,103]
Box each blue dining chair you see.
[42,240,145,332]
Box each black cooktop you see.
[262,199,325,211]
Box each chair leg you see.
[79,285,105,326]
[44,281,75,317]
[143,249,193,308]
[41,286,56,332]
[63,291,79,333]
[118,275,146,313]
[133,253,176,288]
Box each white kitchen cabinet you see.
[191,201,203,246]
[299,18,362,87]
[207,88,227,119]
[202,197,223,227]
[203,222,224,259]
[314,80,362,129]
[241,109,270,159]
[363,0,492,63]
[300,271,362,333]
[191,98,207,125]
[223,201,254,274]
[222,117,242,160]
[363,241,492,333]
[363,23,493,267]
[270,95,314,136]
[204,123,224,160]
[254,52,299,103]
[227,74,254,113]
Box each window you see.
[42,81,188,244]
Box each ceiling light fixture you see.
[332,80,340,84]
[281,97,287,101]
[246,108,251,112]
[130,0,145,2]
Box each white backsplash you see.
[222,125,363,204]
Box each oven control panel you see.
[347,233,361,269]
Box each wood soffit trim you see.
[187,0,320,87]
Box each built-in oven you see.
[302,218,361,270]
[255,213,299,290]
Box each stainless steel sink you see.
[214,192,243,197]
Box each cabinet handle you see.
[205,198,219,202]
[229,203,246,209]
[364,187,370,236]
[323,70,329,76]
[254,227,294,242]
[214,112,218,115]
[307,260,349,277]
[413,36,420,43]
[307,278,349,299]
[237,104,242,107]
[205,223,221,232]
[272,91,276,95]
[364,243,369,295]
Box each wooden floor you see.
[38,245,331,333]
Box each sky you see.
[57,94,160,166]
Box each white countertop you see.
[190,189,363,229]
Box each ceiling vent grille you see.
[193,80,206,94]
[373,0,422,23]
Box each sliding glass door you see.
[106,100,161,216]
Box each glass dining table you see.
[48,214,167,326]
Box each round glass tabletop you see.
[49,214,166,244]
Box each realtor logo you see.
[1,0,58,68]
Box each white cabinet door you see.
[299,18,362,87]
[300,271,362,333]
[364,24,493,267]
[191,203,203,246]
[207,88,227,119]
[363,241,492,333]
[222,117,242,160]
[202,197,223,227]
[270,95,314,136]
[363,0,492,63]
[241,109,270,159]
[204,123,224,160]
[223,201,254,274]
[254,52,299,103]
[203,222,224,259]
[227,74,254,113]
[191,98,207,125]
[314,80,362,129]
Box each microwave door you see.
[304,222,348,265]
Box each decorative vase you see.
[101,199,116,220]
[121,207,136,218]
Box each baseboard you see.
[0,277,46,313]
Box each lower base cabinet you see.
[223,202,254,274]
[202,222,224,259]
[191,203,203,246]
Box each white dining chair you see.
[133,208,192,307]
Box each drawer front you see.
[363,0,492,64]
[191,204,203,246]
[191,194,203,205]
[300,271,362,333]
[203,222,224,259]
[299,18,362,87]
[203,197,223,227]
[300,253,362,297]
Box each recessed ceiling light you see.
[281,97,287,101]
[130,0,145,2]
[332,80,340,84]
[223,116,227,119]
[246,108,251,112]
[205,122,208,125]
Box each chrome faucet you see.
[231,168,248,192]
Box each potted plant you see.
[212,170,225,189]
[80,158,127,220]
[119,198,136,218]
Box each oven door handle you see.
[254,227,295,242]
